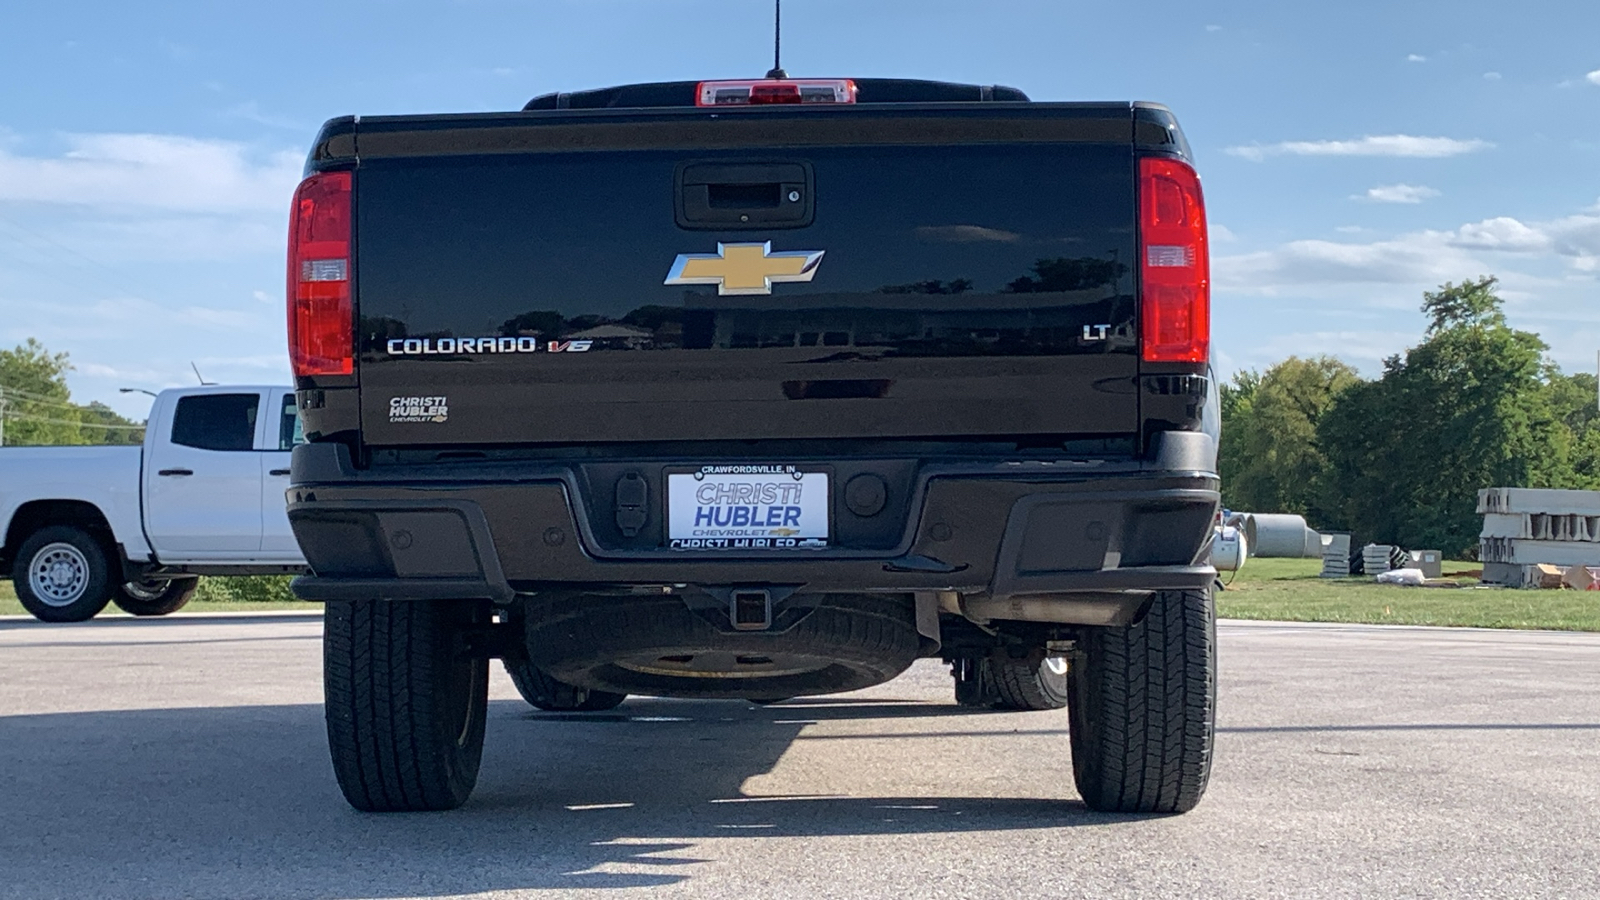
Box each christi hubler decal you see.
[389,396,448,423]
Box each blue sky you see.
[1,0,1597,419]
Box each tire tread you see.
[1069,588,1215,814]
[324,599,486,812]
[989,656,1071,711]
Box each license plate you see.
[667,466,828,550]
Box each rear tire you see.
[111,577,199,617]
[989,653,1071,711]
[323,598,490,812]
[11,526,114,623]
[952,656,993,708]
[503,659,626,712]
[1068,588,1216,814]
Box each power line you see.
[0,213,151,302]
[0,210,130,277]
[0,411,144,430]
[0,383,147,414]
[0,385,94,412]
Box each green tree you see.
[0,339,145,446]
[1546,371,1598,434]
[79,401,146,446]
[1217,369,1260,506]
[1548,371,1600,489]
[1317,276,1571,555]
[0,339,86,446]
[1221,357,1361,517]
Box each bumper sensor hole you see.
[736,655,774,666]
[659,654,694,664]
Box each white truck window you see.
[171,394,259,452]
[278,394,304,451]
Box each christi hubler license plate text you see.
[667,466,828,550]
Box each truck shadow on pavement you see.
[0,695,1123,898]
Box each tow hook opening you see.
[731,590,773,631]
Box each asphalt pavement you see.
[1,612,1597,900]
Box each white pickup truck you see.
[2,385,307,622]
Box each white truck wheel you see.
[11,526,115,623]
[111,577,200,617]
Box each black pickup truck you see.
[285,77,1220,814]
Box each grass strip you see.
[4,560,1596,631]
[1219,558,1600,632]
[0,578,319,617]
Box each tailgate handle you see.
[157,468,194,477]
[676,161,814,230]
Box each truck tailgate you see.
[352,110,1140,446]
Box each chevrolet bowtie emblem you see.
[664,242,825,296]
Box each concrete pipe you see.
[1239,513,1323,558]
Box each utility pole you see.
[0,386,7,447]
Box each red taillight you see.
[1139,157,1209,364]
[286,170,353,377]
[696,79,857,106]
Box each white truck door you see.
[259,389,304,559]
[143,391,267,559]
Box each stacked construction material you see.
[1361,544,1407,576]
[1479,488,1600,587]
[1320,533,1352,578]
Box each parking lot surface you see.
[2,612,1597,900]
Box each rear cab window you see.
[279,394,304,451]
[170,394,260,452]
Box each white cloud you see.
[1215,206,1600,294]
[0,133,301,212]
[1452,210,1600,263]
[1226,134,1492,162]
[68,215,286,261]
[1216,232,1483,289]
[1407,54,1427,63]
[1483,72,1502,81]
[1211,205,1600,375]
[1449,217,1549,252]
[0,130,298,415]
[224,101,305,131]
[1210,223,1238,243]
[177,305,269,330]
[1205,24,1222,32]
[1587,69,1600,86]
[1358,184,1440,204]
[1252,330,1418,368]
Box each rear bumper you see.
[287,434,1219,622]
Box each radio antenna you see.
[191,362,215,386]
[766,0,787,79]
